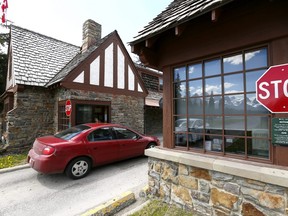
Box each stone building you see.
[0,19,154,151]
[130,0,288,215]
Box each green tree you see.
[0,32,9,111]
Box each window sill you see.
[145,147,288,188]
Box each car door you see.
[113,127,145,159]
[86,127,119,165]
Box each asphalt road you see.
[0,156,148,216]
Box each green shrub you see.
[0,153,27,169]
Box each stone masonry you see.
[147,157,288,216]
[56,88,145,133]
[4,87,55,151]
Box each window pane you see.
[247,116,269,132]
[205,135,223,151]
[224,73,244,93]
[225,137,245,155]
[188,80,203,97]
[224,116,245,135]
[188,63,202,79]
[223,53,243,73]
[246,70,265,92]
[206,116,222,134]
[188,98,203,115]
[205,96,222,115]
[224,94,244,114]
[174,81,186,98]
[174,99,186,115]
[174,67,186,81]
[87,128,113,141]
[247,138,269,158]
[205,76,222,95]
[175,133,187,147]
[246,93,269,114]
[245,48,268,70]
[204,59,221,76]
[175,117,188,132]
[114,127,137,139]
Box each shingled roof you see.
[10,25,80,87]
[131,0,234,44]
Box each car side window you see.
[113,127,138,140]
[87,128,113,142]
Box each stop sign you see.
[256,63,288,113]
[65,100,72,116]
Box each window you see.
[76,104,110,125]
[173,47,270,160]
[113,127,138,140]
[58,104,70,131]
[159,78,163,91]
[87,128,113,141]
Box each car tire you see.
[146,142,156,149]
[65,157,91,180]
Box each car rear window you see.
[55,125,91,140]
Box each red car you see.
[27,123,160,179]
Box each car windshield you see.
[55,125,91,140]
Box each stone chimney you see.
[82,19,102,52]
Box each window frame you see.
[172,46,272,162]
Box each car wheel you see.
[65,157,91,180]
[146,142,156,149]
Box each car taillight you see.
[42,146,55,155]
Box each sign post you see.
[256,63,288,113]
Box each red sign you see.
[256,63,288,113]
[65,100,72,116]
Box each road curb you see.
[81,191,136,216]
[0,164,30,174]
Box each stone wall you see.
[147,149,288,216]
[5,87,54,150]
[55,89,145,133]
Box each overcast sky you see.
[0,0,171,57]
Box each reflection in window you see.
[188,80,203,97]
[223,53,243,73]
[246,93,269,114]
[188,63,202,79]
[224,94,244,114]
[245,48,267,70]
[174,81,186,98]
[172,47,270,160]
[205,135,223,151]
[206,116,222,132]
[188,98,203,115]
[205,77,222,95]
[174,99,187,115]
[245,70,265,92]
[247,116,269,131]
[224,73,244,93]
[204,59,221,76]
[174,67,186,81]
[247,138,269,158]
[225,137,245,155]
[205,96,222,115]
[224,116,245,135]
